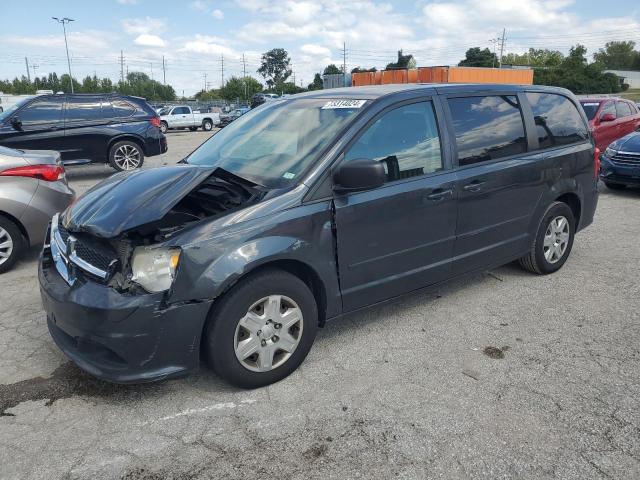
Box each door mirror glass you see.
[10,116,22,130]
[601,112,616,122]
[333,158,386,192]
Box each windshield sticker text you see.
[322,100,367,109]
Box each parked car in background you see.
[0,93,167,172]
[579,98,640,151]
[219,107,250,127]
[0,146,74,272]
[600,131,640,190]
[159,105,220,133]
[39,84,597,388]
[250,93,279,109]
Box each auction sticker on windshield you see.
[322,100,367,109]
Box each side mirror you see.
[601,113,616,122]
[10,116,22,130]
[333,158,386,193]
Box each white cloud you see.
[190,0,210,12]
[117,0,139,4]
[211,9,224,20]
[300,44,331,56]
[134,34,166,47]
[121,17,166,35]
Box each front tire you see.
[108,141,144,172]
[604,182,626,190]
[0,217,25,274]
[519,202,575,275]
[202,119,213,131]
[204,270,318,388]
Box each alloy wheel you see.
[543,215,570,264]
[0,226,14,266]
[113,145,142,171]
[234,295,303,372]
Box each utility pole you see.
[203,72,207,92]
[119,50,125,83]
[498,28,506,68]
[31,64,39,82]
[489,38,498,68]
[343,41,347,87]
[242,53,247,78]
[162,55,166,84]
[25,57,31,83]
[52,17,75,93]
[220,54,224,87]
[292,71,296,86]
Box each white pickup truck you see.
[159,105,220,133]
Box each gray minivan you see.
[39,84,598,388]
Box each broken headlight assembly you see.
[130,247,181,293]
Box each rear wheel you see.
[108,141,144,172]
[519,202,575,275]
[160,121,168,134]
[202,119,213,131]
[604,182,626,190]
[204,270,318,388]
[0,217,25,274]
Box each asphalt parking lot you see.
[1,130,640,480]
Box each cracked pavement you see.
[1,130,640,479]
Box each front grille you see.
[611,151,640,167]
[57,218,118,279]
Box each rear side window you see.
[18,97,64,124]
[448,95,526,166]
[616,101,632,118]
[344,101,443,182]
[600,101,616,119]
[526,93,589,149]
[111,99,136,117]
[65,96,107,122]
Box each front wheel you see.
[519,202,575,275]
[202,119,213,131]
[108,141,144,171]
[204,270,318,388]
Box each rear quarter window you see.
[526,93,589,149]
[448,95,527,166]
[111,99,136,117]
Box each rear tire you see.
[0,217,25,274]
[519,202,575,275]
[202,119,213,131]
[108,140,144,172]
[204,269,318,388]
[160,121,168,134]
[604,182,626,190]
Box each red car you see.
[580,97,640,151]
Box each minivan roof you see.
[294,83,573,100]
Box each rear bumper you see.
[143,130,168,157]
[39,237,212,384]
[22,181,75,247]
[600,156,640,185]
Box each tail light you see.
[150,116,161,128]
[0,164,65,182]
[593,147,600,178]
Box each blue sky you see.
[1,0,639,95]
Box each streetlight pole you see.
[52,17,75,93]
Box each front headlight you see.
[604,147,617,158]
[130,247,181,292]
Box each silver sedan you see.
[0,146,75,272]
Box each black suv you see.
[0,93,167,171]
[40,84,598,388]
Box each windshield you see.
[186,98,366,188]
[580,102,601,121]
[0,98,32,123]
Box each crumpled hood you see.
[614,132,640,152]
[62,165,215,238]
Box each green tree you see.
[458,47,499,68]
[502,48,564,67]
[351,66,377,73]
[386,50,416,70]
[117,71,176,101]
[307,73,323,90]
[593,41,640,70]
[194,89,222,101]
[257,48,292,89]
[323,64,342,75]
[219,76,263,101]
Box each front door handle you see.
[463,180,486,192]
[426,188,453,201]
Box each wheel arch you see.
[0,210,29,245]
[106,134,147,157]
[555,191,581,229]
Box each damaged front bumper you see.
[39,224,213,384]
